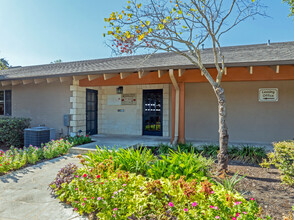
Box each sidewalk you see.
[0,155,87,220]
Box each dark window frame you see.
[0,90,12,116]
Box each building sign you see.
[107,95,121,105]
[259,88,278,102]
[122,94,137,105]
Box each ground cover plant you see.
[65,135,92,147]
[260,141,294,186]
[50,147,270,219]
[156,144,267,164]
[0,139,73,175]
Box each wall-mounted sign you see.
[107,94,121,106]
[259,88,278,102]
[121,94,137,105]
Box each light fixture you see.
[116,86,123,94]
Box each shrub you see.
[85,147,212,181]
[0,139,73,175]
[200,145,219,158]
[50,158,266,219]
[230,145,267,164]
[43,139,72,159]
[147,149,213,180]
[65,135,92,146]
[49,163,78,192]
[177,142,198,153]
[157,143,173,155]
[0,117,31,148]
[86,147,155,175]
[196,145,267,164]
[260,141,294,186]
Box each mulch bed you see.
[228,161,294,220]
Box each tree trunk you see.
[214,86,229,172]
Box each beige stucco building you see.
[1,42,294,145]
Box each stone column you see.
[69,80,87,136]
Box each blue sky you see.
[0,0,293,67]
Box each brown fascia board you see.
[0,60,294,82]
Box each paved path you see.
[0,155,87,220]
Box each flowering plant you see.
[50,155,270,219]
[0,139,73,175]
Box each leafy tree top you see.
[0,58,10,70]
[283,0,294,17]
[104,0,262,56]
[103,0,264,87]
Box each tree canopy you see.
[104,0,264,172]
[50,59,63,64]
[0,58,10,70]
[283,0,294,16]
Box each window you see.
[0,90,12,116]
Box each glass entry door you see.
[86,89,98,135]
[143,89,163,136]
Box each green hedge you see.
[260,141,294,186]
[0,117,31,148]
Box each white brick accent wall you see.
[69,80,86,135]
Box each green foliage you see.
[86,146,155,175]
[200,145,220,158]
[50,156,266,219]
[260,141,294,186]
[283,0,294,16]
[50,59,62,64]
[177,142,198,153]
[0,117,31,148]
[216,172,246,193]
[86,147,212,181]
[116,147,154,175]
[147,149,213,180]
[0,139,73,175]
[65,135,92,146]
[229,145,267,164]
[158,144,267,164]
[157,143,173,155]
[0,58,9,70]
[42,139,72,159]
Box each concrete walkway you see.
[70,134,171,154]
[0,155,87,220]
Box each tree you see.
[104,0,264,172]
[50,59,62,64]
[0,58,9,70]
[283,0,294,16]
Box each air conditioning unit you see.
[24,127,55,147]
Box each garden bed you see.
[49,147,271,219]
[228,161,294,219]
[0,135,92,176]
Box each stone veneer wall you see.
[70,81,170,137]
[70,79,87,135]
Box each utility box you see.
[24,127,51,147]
[64,114,71,127]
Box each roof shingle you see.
[1,41,294,81]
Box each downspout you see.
[169,69,180,145]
